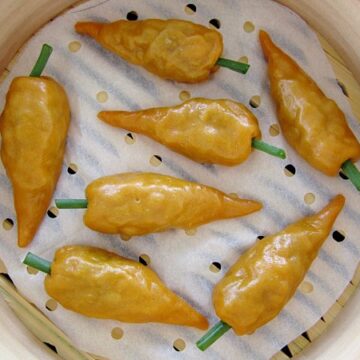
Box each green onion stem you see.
[196,320,231,351]
[252,138,286,159]
[55,199,88,209]
[216,58,250,75]
[341,159,360,191]
[23,253,51,274]
[29,44,53,77]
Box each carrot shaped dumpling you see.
[84,172,262,237]
[75,19,223,83]
[259,30,360,176]
[0,77,70,247]
[213,195,345,335]
[99,98,261,166]
[45,245,208,329]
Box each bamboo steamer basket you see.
[0,0,360,359]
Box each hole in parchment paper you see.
[269,123,280,136]
[111,327,124,340]
[209,262,221,273]
[127,11,138,21]
[47,207,59,219]
[96,91,108,103]
[139,254,151,266]
[45,299,58,311]
[238,55,249,64]
[185,228,197,236]
[336,79,349,97]
[0,257,7,274]
[27,266,39,275]
[120,234,132,241]
[150,155,162,167]
[173,338,186,351]
[281,344,293,358]
[209,19,221,29]
[68,41,81,53]
[88,354,110,360]
[249,95,261,108]
[2,218,14,230]
[299,281,314,294]
[2,273,15,287]
[179,90,191,101]
[185,4,196,14]
[339,170,349,180]
[43,342,58,354]
[125,133,136,144]
[243,21,255,33]
[67,163,78,175]
[227,193,239,199]
[332,230,345,242]
[257,235,265,240]
[284,164,296,177]
[304,192,315,205]
[0,70,9,83]
[302,331,311,342]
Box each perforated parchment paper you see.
[0,0,360,359]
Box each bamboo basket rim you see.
[0,0,360,359]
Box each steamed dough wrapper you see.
[259,30,360,176]
[75,19,223,83]
[213,195,345,335]
[0,77,70,247]
[45,246,208,329]
[99,98,261,166]
[84,172,262,237]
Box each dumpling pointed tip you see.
[97,111,122,126]
[326,194,345,213]
[97,110,140,130]
[75,21,102,38]
[18,241,28,248]
[97,111,118,124]
[314,194,345,231]
[17,230,33,248]
[259,29,269,43]
[223,197,262,218]
[259,29,276,59]
[332,194,345,205]
[249,200,263,212]
[196,316,209,330]
[97,111,106,121]
[169,294,209,330]
[258,29,268,38]
[182,311,209,330]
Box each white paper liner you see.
[0,0,359,359]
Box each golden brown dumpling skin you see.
[98,98,261,166]
[45,246,208,329]
[84,172,262,237]
[75,19,223,83]
[0,77,70,247]
[213,195,345,335]
[260,30,360,176]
